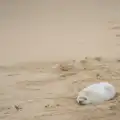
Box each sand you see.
[1,1,120,120]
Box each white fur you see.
[77,82,116,105]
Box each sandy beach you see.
[0,1,120,120]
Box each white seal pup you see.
[77,82,116,105]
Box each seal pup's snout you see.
[77,97,87,105]
[78,100,85,105]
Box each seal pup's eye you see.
[79,97,87,100]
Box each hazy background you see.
[0,0,120,65]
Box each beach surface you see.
[0,1,120,120]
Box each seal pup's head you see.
[76,91,92,105]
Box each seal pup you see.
[77,82,116,105]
